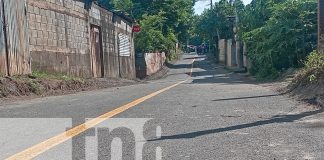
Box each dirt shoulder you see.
[0,74,141,102]
[262,68,324,108]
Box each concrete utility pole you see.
[234,6,243,69]
[318,0,324,53]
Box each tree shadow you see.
[186,57,257,85]
[183,56,206,60]
[212,94,283,102]
[166,63,193,70]
[148,107,324,141]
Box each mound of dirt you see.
[287,70,324,105]
[0,76,139,99]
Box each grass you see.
[297,50,324,83]
[166,50,182,63]
[31,70,84,82]
[28,80,44,95]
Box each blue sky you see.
[194,0,252,15]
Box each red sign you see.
[133,25,141,33]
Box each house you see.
[0,0,136,79]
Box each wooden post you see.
[1,0,9,76]
[318,0,324,53]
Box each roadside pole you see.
[319,0,324,53]
[235,7,243,69]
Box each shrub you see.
[243,0,317,80]
[303,51,324,82]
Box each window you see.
[118,33,130,57]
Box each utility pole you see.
[234,6,243,69]
[318,0,324,53]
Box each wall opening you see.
[90,25,104,78]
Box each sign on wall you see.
[133,25,141,33]
[118,34,131,57]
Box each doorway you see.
[90,25,104,78]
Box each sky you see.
[194,0,252,15]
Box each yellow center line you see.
[6,58,195,160]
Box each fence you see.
[0,0,31,76]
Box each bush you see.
[243,0,317,80]
[305,51,324,71]
[303,51,324,82]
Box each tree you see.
[242,0,317,79]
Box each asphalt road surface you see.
[1,53,324,160]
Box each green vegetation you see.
[27,80,44,95]
[31,70,83,82]
[98,0,195,61]
[300,51,324,82]
[99,0,319,79]
[193,0,317,80]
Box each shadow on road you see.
[187,56,256,85]
[183,56,206,60]
[212,94,283,102]
[148,107,324,141]
[166,63,193,70]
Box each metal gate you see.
[0,0,30,76]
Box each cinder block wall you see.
[226,39,236,67]
[89,5,136,79]
[218,39,226,65]
[25,0,136,79]
[135,52,166,79]
[26,0,91,77]
[114,16,136,79]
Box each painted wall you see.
[136,52,166,78]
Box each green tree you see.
[242,0,317,79]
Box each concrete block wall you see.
[218,39,226,65]
[26,0,91,77]
[114,15,136,79]
[89,5,119,78]
[24,0,136,79]
[135,52,166,79]
[226,39,236,67]
[89,4,135,79]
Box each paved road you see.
[1,54,324,160]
